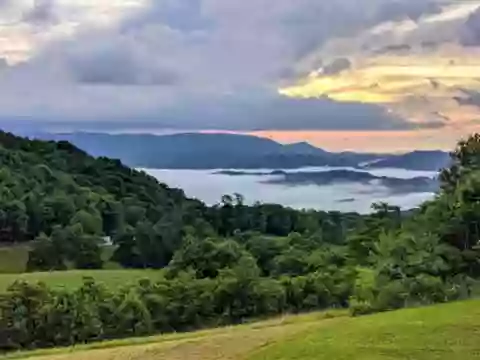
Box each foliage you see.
[1,131,480,353]
[167,236,255,279]
[0,274,347,352]
[0,131,207,270]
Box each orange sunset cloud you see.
[271,2,480,151]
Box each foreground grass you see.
[0,269,164,292]
[249,300,480,360]
[3,300,480,360]
[3,311,347,360]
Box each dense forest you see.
[0,131,479,352]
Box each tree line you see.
[0,132,479,352]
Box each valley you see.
[146,168,436,213]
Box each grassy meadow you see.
[0,269,165,292]
[0,244,120,274]
[2,300,479,360]
[250,299,480,360]
[0,244,166,292]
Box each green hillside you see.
[250,300,480,360]
[0,130,202,270]
[3,300,479,360]
[1,131,480,355]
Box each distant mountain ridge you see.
[215,169,438,194]
[282,141,330,156]
[30,132,450,171]
[361,151,451,171]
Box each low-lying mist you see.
[145,167,437,213]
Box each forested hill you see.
[0,130,207,268]
[0,130,360,270]
[0,131,191,207]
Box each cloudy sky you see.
[0,0,480,152]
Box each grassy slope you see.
[4,300,480,360]
[250,300,480,360]
[0,244,166,292]
[3,311,347,360]
[0,244,118,275]
[0,269,164,292]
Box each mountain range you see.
[29,132,450,171]
[215,169,438,195]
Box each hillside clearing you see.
[0,269,164,292]
[3,300,480,360]
[249,299,480,360]
[0,244,118,275]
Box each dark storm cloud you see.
[374,44,412,55]
[122,0,211,33]
[65,39,181,86]
[460,7,480,46]
[47,0,449,89]
[281,0,444,59]
[141,91,437,131]
[454,90,480,108]
[374,1,442,22]
[22,0,58,26]
[321,58,352,75]
[0,0,462,131]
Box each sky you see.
[0,0,480,152]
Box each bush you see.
[0,272,350,353]
[349,272,473,316]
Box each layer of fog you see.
[144,167,438,214]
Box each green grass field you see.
[0,244,119,275]
[0,269,164,292]
[3,300,479,360]
[250,300,480,360]
[0,244,164,292]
